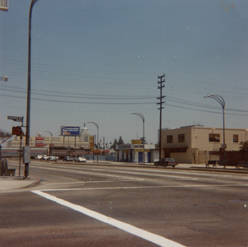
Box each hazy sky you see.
[0,0,248,143]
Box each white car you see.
[42,155,49,160]
[77,157,87,162]
[49,156,59,161]
[36,154,43,160]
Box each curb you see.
[31,160,248,174]
[75,162,248,174]
[21,177,41,189]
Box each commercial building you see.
[117,140,157,163]
[161,125,248,164]
[6,125,91,150]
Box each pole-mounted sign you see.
[7,116,24,123]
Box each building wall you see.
[191,127,247,151]
[161,127,191,150]
[161,126,248,164]
[7,135,90,149]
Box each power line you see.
[0,86,154,99]
[0,93,155,105]
[0,86,247,116]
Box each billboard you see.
[61,126,80,136]
[0,0,8,11]
[131,139,142,145]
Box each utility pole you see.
[157,74,166,162]
[25,0,39,178]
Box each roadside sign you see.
[35,136,45,147]
[7,116,24,122]
[89,136,95,150]
[131,139,142,145]
[23,146,30,164]
[61,126,80,136]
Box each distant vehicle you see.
[36,154,43,160]
[76,156,87,162]
[42,155,49,160]
[64,156,74,162]
[154,158,177,167]
[49,155,58,161]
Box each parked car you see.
[76,156,87,162]
[42,155,49,160]
[49,155,59,161]
[64,156,74,162]
[36,154,43,160]
[154,158,177,167]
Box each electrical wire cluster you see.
[0,85,247,116]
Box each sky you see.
[0,0,248,144]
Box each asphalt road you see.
[1,161,248,247]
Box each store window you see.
[233,134,239,143]
[178,134,185,143]
[167,135,173,143]
[209,133,220,142]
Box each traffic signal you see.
[12,126,23,136]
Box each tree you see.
[111,139,118,151]
[118,136,124,145]
[240,141,248,152]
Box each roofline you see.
[162,126,248,131]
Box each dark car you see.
[154,158,177,167]
[64,156,74,162]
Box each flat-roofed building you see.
[161,125,248,164]
[6,135,90,149]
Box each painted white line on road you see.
[32,190,186,247]
[42,179,140,187]
[32,165,144,181]
[37,183,248,192]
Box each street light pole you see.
[131,113,145,144]
[44,130,53,155]
[25,0,39,178]
[87,121,99,163]
[204,94,226,162]
[44,130,53,143]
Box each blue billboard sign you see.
[61,126,80,136]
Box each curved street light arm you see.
[204,94,226,152]
[131,112,145,122]
[43,130,53,137]
[87,121,99,130]
[87,121,100,163]
[204,94,225,109]
[131,112,145,144]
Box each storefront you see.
[117,143,157,163]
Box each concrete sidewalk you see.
[0,176,40,192]
[85,160,248,173]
